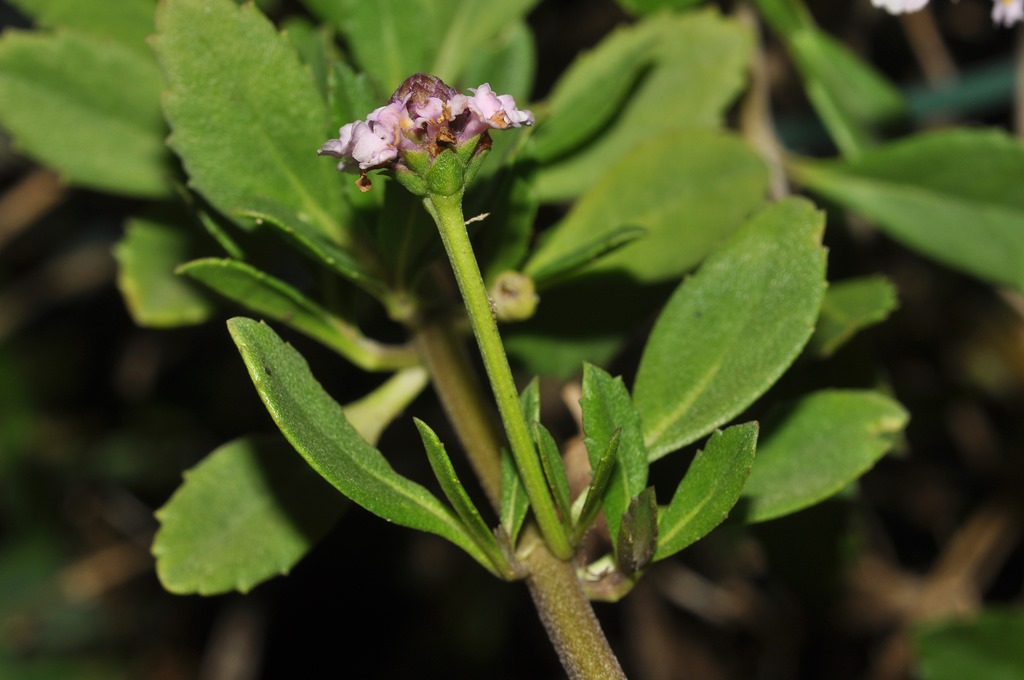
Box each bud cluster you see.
[319,74,534,193]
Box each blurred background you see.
[1,0,1022,678]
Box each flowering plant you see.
[0,0,1022,677]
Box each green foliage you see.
[739,390,908,523]
[615,487,658,575]
[915,609,1024,680]
[114,214,215,328]
[153,0,351,241]
[0,29,169,197]
[152,435,345,595]
[226,317,496,572]
[634,198,828,461]
[809,275,898,357]
[579,364,648,546]
[9,0,156,54]
[655,422,758,560]
[534,9,754,201]
[793,129,1024,292]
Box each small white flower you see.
[993,0,1024,26]
[871,0,930,13]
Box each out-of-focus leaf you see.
[153,435,345,595]
[616,0,705,15]
[526,130,769,285]
[809,275,898,357]
[154,0,350,242]
[739,389,907,523]
[283,17,333,103]
[792,129,1024,292]
[756,0,905,156]
[915,609,1024,680]
[114,215,215,328]
[0,30,169,197]
[634,198,827,461]
[303,0,538,92]
[459,20,535,105]
[227,317,494,568]
[655,422,757,560]
[529,227,646,290]
[9,0,155,54]
[580,364,648,545]
[534,9,753,201]
[528,24,654,163]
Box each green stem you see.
[413,312,626,679]
[426,191,572,560]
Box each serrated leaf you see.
[303,0,538,92]
[154,0,350,242]
[114,214,215,328]
[0,30,170,197]
[914,609,1024,680]
[616,487,658,575]
[634,197,827,461]
[655,423,757,560]
[810,275,898,357]
[534,9,754,201]
[793,129,1024,292]
[580,364,648,546]
[529,24,654,163]
[739,390,907,523]
[153,435,345,595]
[414,419,513,579]
[525,130,769,285]
[227,317,493,568]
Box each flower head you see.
[318,74,533,193]
[993,0,1024,25]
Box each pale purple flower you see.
[993,0,1024,25]
[871,0,930,13]
[319,74,533,191]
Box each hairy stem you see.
[426,190,572,559]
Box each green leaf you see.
[9,0,156,55]
[459,20,536,106]
[915,609,1024,680]
[227,317,493,568]
[469,165,540,287]
[499,379,537,543]
[304,0,538,92]
[534,9,754,201]
[526,130,769,285]
[756,0,905,156]
[532,422,572,532]
[236,200,389,301]
[114,214,215,328]
[329,60,380,130]
[414,419,513,579]
[528,24,654,163]
[154,0,350,242]
[0,30,169,197]
[580,364,648,546]
[739,389,907,523]
[572,428,621,546]
[528,227,647,289]
[655,423,757,561]
[792,129,1024,292]
[179,258,414,372]
[153,435,345,595]
[616,0,706,15]
[634,197,827,460]
[283,17,333,103]
[809,275,898,357]
[615,487,658,575]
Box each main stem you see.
[413,315,627,680]
[427,191,572,560]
